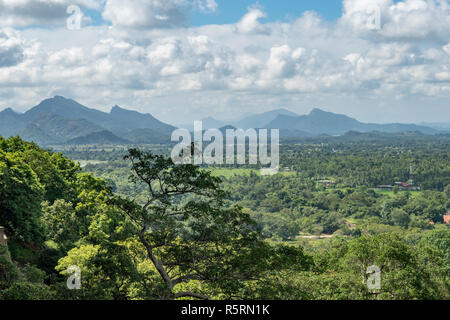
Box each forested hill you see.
[0,96,175,145]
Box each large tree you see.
[111,149,267,300]
[0,149,45,243]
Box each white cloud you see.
[443,43,450,55]
[0,0,100,27]
[236,7,270,34]
[48,47,85,66]
[1,0,450,123]
[102,0,189,29]
[264,45,295,79]
[340,0,450,41]
[102,0,217,29]
[0,28,24,67]
[196,0,217,13]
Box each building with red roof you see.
[444,214,450,225]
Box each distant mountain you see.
[0,96,176,145]
[23,96,108,124]
[24,96,175,133]
[0,108,27,137]
[233,108,298,129]
[267,108,437,135]
[66,130,131,145]
[177,117,227,131]
[201,117,226,130]
[0,97,442,144]
[107,105,175,133]
[278,129,313,138]
[177,108,298,131]
[419,122,450,131]
[20,114,106,144]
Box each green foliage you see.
[107,149,268,300]
[23,264,46,284]
[419,228,450,276]
[247,234,449,300]
[390,209,410,228]
[0,149,45,243]
[0,255,20,286]
[0,282,54,300]
[1,135,449,300]
[0,136,81,244]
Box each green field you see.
[206,167,297,178]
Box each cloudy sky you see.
[0,0,449,124]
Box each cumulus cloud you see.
[340,0,450,41]
[0,0,100,27]
[264,45,295,79]
[0,29,24,67]
[196,0,217,13]
[1,0,450,123]
[102,0,190,29]
[236,6,270,34]
[102,0,218,29]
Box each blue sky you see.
[84,1,345,27]
[190,0,405,26]
[85,0,405,28]
[191,0,344,25]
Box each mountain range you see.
[266,108,438,136]
[179,108,298,131]
[0,96,175,145]
[0,96,445,145]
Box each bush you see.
[0,255,20,285]
[0,282,54,300]
[23,264,46,284]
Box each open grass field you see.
[373,189,423,198]
[206,167,297,178]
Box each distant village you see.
[376,163,420,191]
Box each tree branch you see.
[172,292,210,300]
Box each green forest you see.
[0,134,449,300]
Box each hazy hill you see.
[233,108,298,129]
[419,122,450,132]
[0,108,27,137]
[177,109,297,130]
[202,117,227,130]
[107,105,175,133]
[177,117,227,131]
[267,108,437,135]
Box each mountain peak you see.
[110,105,125,113]
[272,108,296,114]
[1,107,17,114]
[309,108,329,115]
[44,95,72,103]
[36,95,79,108]
[110,105,148,116]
